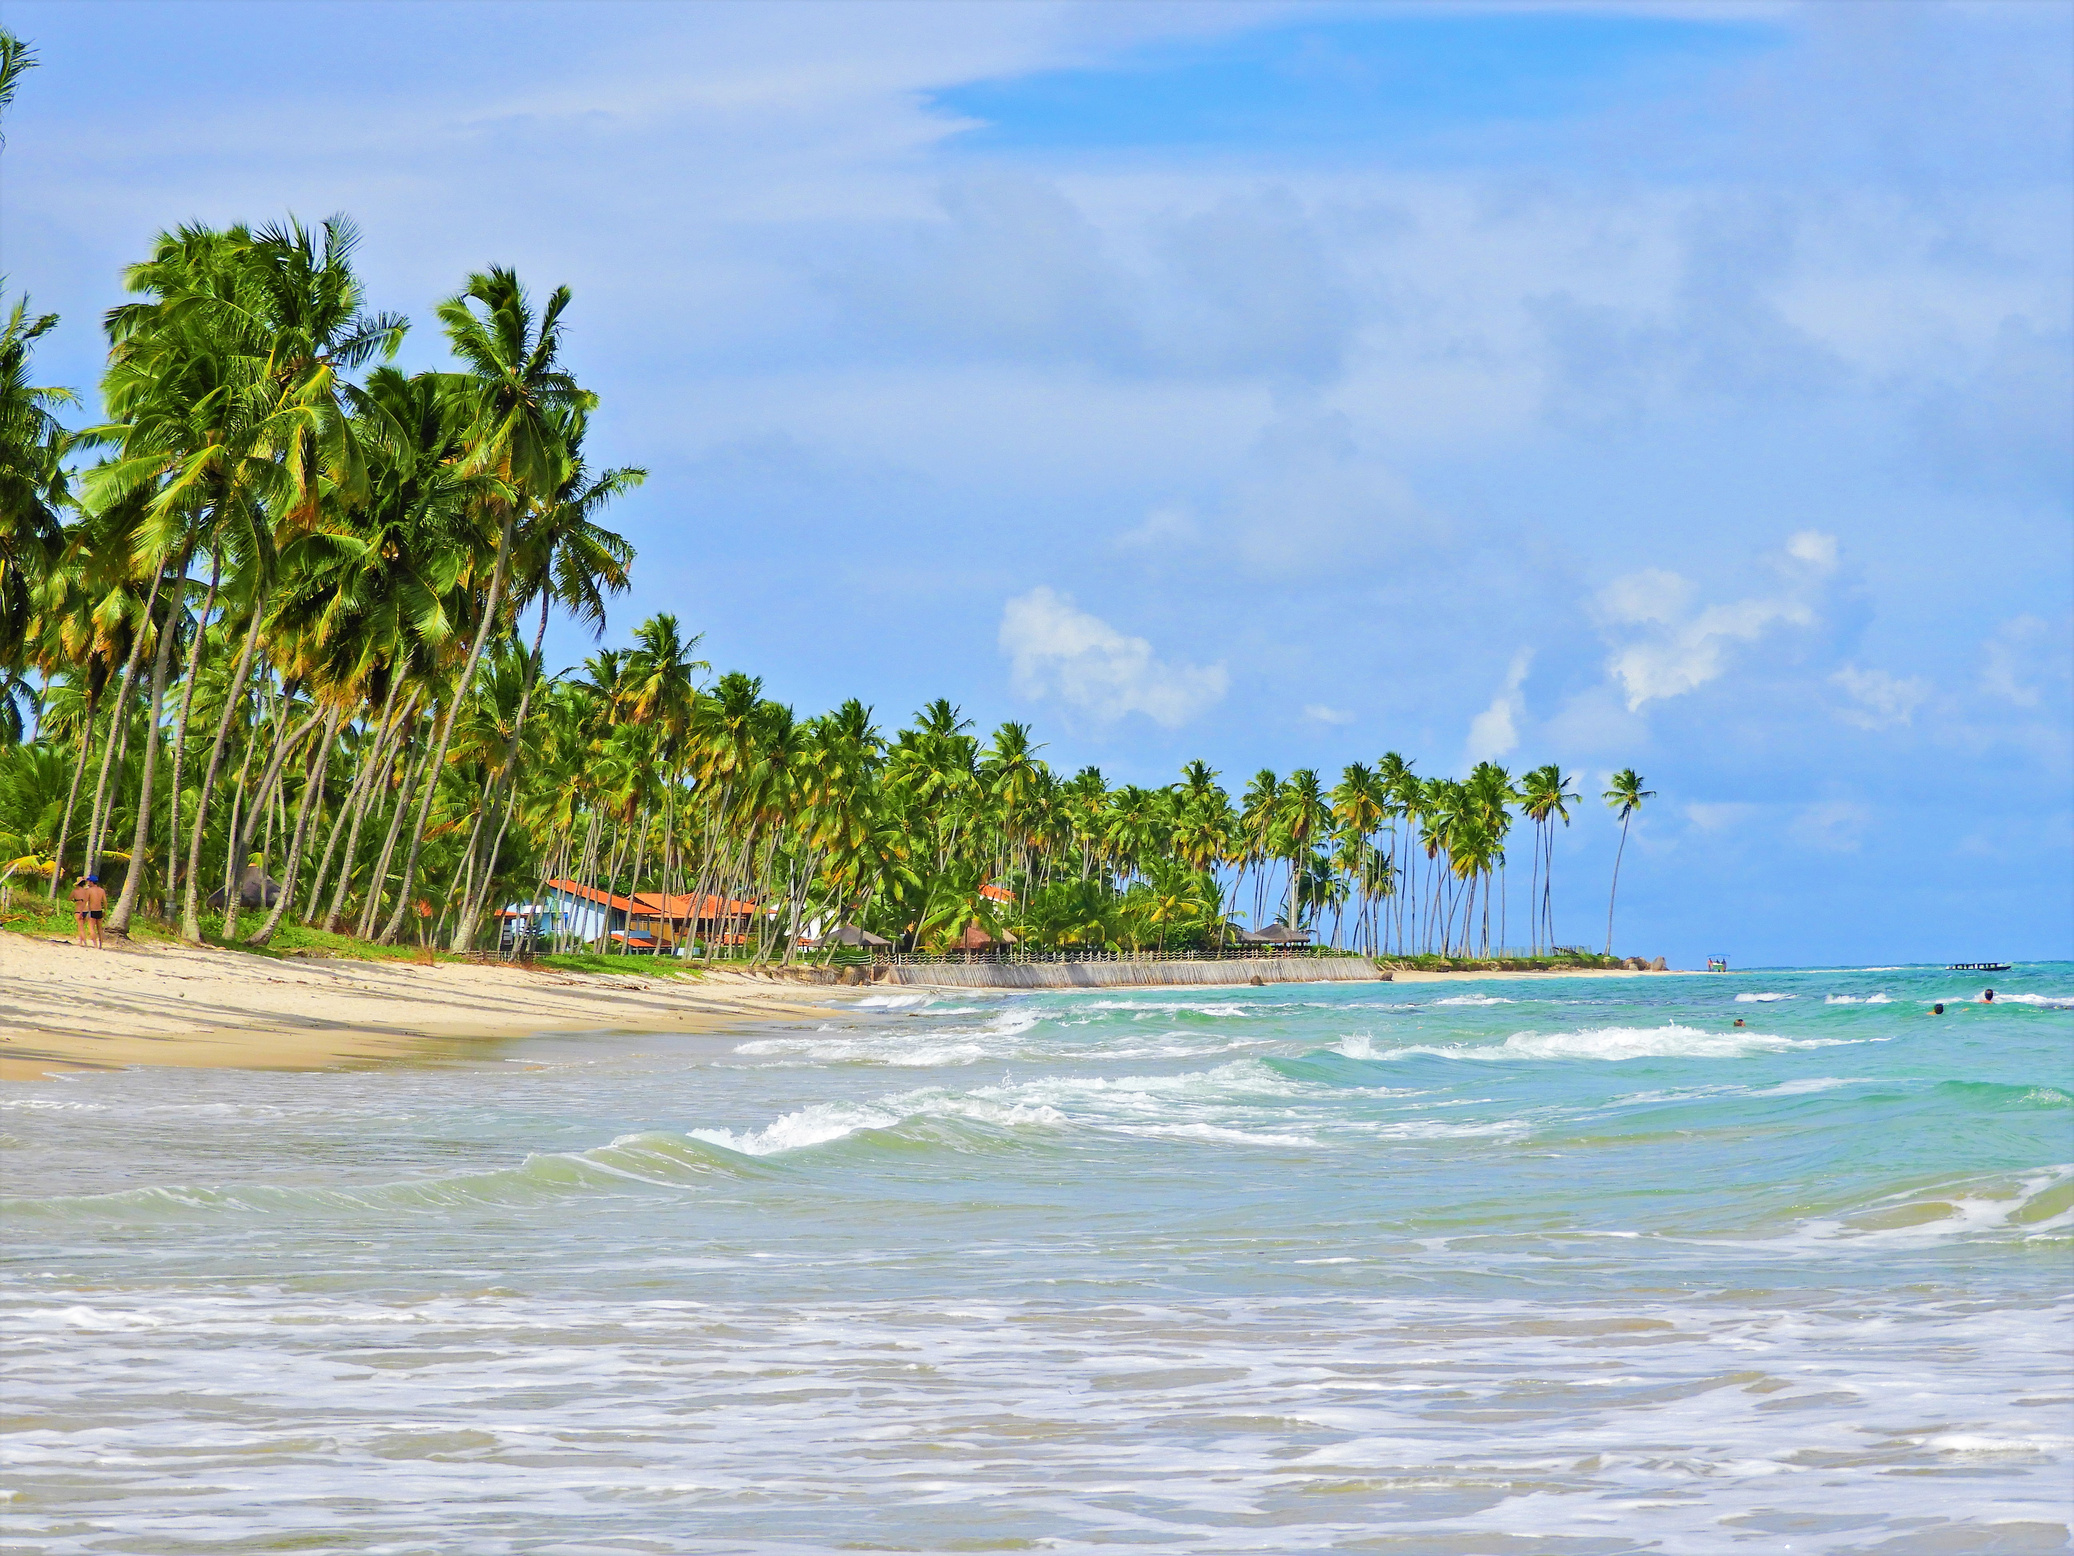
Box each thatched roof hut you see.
[1234,921,1310,946]
[814,924,890,949]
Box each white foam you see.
[851,993,933,1010]
[1984,992,2074,1008]
[1123,1121,1318,1148]
[1075,999,1251,1018]
[1735,992,1793,1003]
[733,1009,1040,1067]
[1824,993,1891,1004]
[1433,994,1515,1007]
[1751,1077,1857,1096]
[1380,1024,1850,1063]
[687,1088,1072,1156]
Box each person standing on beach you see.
[69,873,108,949]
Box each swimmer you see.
[1932,1003,1945,1015]
[1733,1017,1745,1028]
[1983,988,1995,1003]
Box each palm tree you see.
[1602,768,1653,956]
[378,268,588,944]
[1518,763,1577,954]
[0,294,76,693]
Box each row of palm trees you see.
[0,72,1656,962]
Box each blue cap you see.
[85,874,98,883]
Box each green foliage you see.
[1,199,1653,970]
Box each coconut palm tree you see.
[1602,768,1653,956]
[378,268,588,944]
[0,294,76,693]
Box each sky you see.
[6,0,2071,967]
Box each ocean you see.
[4,965,2070,1553]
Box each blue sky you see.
[7,0,2071,966]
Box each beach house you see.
[502,879,766,954]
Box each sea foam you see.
[1377,1024,1847,1063]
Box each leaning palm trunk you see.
[45,685,102,899]
[110,551,193,934]
[359,735,433,939]
[247,704,344,945]
[380,508,516,944]
[321,698,415,932]
[1605,815,1631,956]
[180,600,268,941]
[160,551,222,916]
[305,682,404,923]
[86,569,164,875]
[219,708,326,942]
[451,598,553,952]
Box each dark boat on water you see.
[1948,962,2012,972]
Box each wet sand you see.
[0,931,847,1079]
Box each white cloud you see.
[1304,704,1355,725]
[1685,801,1760,832]
[1465,649,1533,761]
[1595,534,1834,711]
[999,587,1226,727]
[1791,800,1872,853]
[1785,529,1840,570]
[1981,615,2069,708]
[1830,664,1930,729]
[1114,505,1201,551]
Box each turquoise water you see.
[4,966,2070,1553]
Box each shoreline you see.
[0,931,849,1081]
[3,931,1697,1079]
[1385,966,1693,983]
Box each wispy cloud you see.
[1595,533,1836,711]
[1830,664,1929,730]
[999,587,1226,727]
[1466,649,1533,760]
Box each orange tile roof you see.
[632,891,763,919]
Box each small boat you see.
[1947,962,2011,972]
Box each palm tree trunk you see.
[379,508,516,944]
[321,696,415,933]
[450,594,553,951]
[359,734,432,939]
[220,707,325,941]
[1605,815,1630,956]
[246,704,343,945]
[85,571,164,877]
[306,681,403,924]
[161,550,221,916]
[179,600,268,941]
[109,553,192,934]
[46,685,101,899]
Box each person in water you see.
[1982,988,1995,1003]
[1932,1003,1945,1015]
[1733,1017,1745,1028]
[68,872,107,949]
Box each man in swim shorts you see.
[69,872,107,948]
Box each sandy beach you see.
[0,931,849,1080]
[0,932,1695,1080]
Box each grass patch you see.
[530,951,701,978]
[0,896,699,978]
[1376,952,1623,973]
